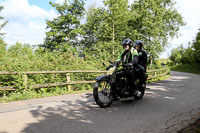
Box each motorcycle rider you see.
[134,40,148,88]
[114,39,139,96]
[116,39,138,64]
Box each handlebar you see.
[103,61,136,71]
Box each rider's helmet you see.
[122,39,133,47]
[134,40,143,49]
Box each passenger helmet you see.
[134,40,143,49]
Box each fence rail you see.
[0,68,170,91]
[0,70,107,75]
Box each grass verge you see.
[0,88,93,103]
[171,63,200,74]
[147,75,170,83]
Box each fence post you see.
[155,72,157,80]
[66,73,72,91]
[23,75,28,89]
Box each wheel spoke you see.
[98,81,112,104]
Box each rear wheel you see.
[93,80,113,108]
[133,84,145,100]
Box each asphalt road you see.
[0,71,200,133]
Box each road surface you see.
[0,71,200,133]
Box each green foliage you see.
[171,63,200,75]
[169,44,185,65]
[169,28,200,65]
[0,1,177,102]
[147,75,170,83]
[0,6,8,60]
[0,42,103,90]
[42,0,85,51]
[80,7,103,49]
[0,41,170,102]
[8,42,33,57]
[0,5,8,37]
[153,58,171,68]
[82,41,122,61]
[130,0,185,60]
[103,0,130,42]
[0,38,7,58]
[181,46,195,64]
[0,87,93,103]
[81,0,130,60]
[192,29,200,62]
[81,0,184,62]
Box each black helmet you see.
[122,39,132,47]
[134,40,143,48]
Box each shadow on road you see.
[21,92,142,133]
[146,74,192,100]
[21,73,197,133]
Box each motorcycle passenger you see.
[115,39,139,96]
[134,40,148,88]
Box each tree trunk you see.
[112,24,115,59]
[150,55,153,69]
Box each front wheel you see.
[93,80,113,108]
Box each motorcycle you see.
[93,61,146,108]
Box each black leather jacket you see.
[137,50,147,72]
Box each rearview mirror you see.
[108,60,112,64]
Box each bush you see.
[0,43,104,90]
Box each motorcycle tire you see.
[93,80,113,108]
[133,86,145,100]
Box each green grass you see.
[171,63,200,74]
[147,75,170,83]
[0,87,93,103]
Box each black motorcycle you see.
[93,61,146,108]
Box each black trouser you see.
[114,70,136,91]
[135,67,146,86]
[112,71,124,98]
[125,69,137,91]
[115,71,124,88]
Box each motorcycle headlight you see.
[106,66,116,75]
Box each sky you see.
[0,0,200,58]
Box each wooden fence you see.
[0,67,170,91]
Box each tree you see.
[103,0,130,58]
[7,42,33,57]
[169,28,200,65]
[42,0,85,51]
[81,0,184,62]
[169,45,185,65]
[0,38,7,58]
[81,0,131,60]
[0,5,8,58]
[192,29,200,62]
[80,7,104,49]
[130,0,185,64]
[102,0,130,42]
[0,6,8,38]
